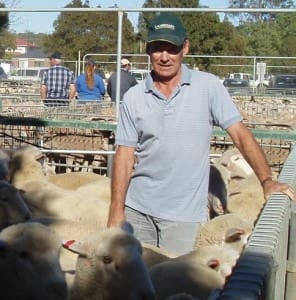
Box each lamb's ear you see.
[120,221,134,235]
[62,240,89,257]
[225,227,245,243]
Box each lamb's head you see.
[9,145,46,187]
[0,180,31,229]
[219,148,254,179]
[0,222,67,300]
[63,221,156,300]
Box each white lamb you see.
[194,213,254,252]
[9,145,47,189]
[227,173,266,224]
[149,258,224,300]
[8,145,109,227]
[174,244,240,279]
[27,216,101,288]
[210,147,267,224]
[10,145,110,197]
[142,242,177,268]
[0,222,68,300]
[62,221,156,300]
[46,171,110,190]
[19,179,110,228]
[0,180,31,230]
[218,147,254,179]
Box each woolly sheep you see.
[9,145,110,192]
[148,235,242,299]
[0,222,67,300]
[194,213,253,252]
[227,173,266,224]
[218,147,254,179]
[29,217,176,286]
[9,145,47,189]
[27,216,101,288]
[11,147,110,220]
[63,221,156,300]
[149,259,224,300]
[210,148,266,223]
[142,242,177,268]
[19,179,110,228]
[175,244,240,279]
[47,171,110,190]
[0,180,31,230]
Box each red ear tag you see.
[62,240,76,248]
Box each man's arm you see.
[107,145,136,227]
[227,121,295,200]
[40,84,47,99]
[69,83,76,100]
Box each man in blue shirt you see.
[107,13,295,255]
[41,51,76,106]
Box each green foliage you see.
[42,0,137,63]
[0,1,13,58]
[228,0,295,23]
[139,0,247,72]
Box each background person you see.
[107,58,137,102]
[107,13,295,255]
[75,59,105,103]
[41,51,76,106]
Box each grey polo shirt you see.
[115,64,242,222]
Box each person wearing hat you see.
[41,51,76,106]
[75,59,105,103]
[106,58,137,102]
[107,13,295,255]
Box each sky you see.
[9,0,229,33]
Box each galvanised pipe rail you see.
[1,116,296,140]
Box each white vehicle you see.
[9,67,47,82]
[131,68,150,82]
[229,72,269,88]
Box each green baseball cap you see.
[147,13,186,46]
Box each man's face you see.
[147,40,189,81]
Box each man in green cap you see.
[107,13,295,255]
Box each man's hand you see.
[262,179,295,201]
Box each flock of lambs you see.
[0,144,268,300]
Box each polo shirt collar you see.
[145,64,191,92]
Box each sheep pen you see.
[0,93,291,298]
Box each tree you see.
[42,0,137,66]
[138,0,246,73]
[237,21,281,56]
[0,1,15,58]
[228,0,295,23]
[0,2,8,28]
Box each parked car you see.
[269,74,296,95]
[223,78,250,95]
[9,67,47,82]
[131,69,149,82]
[229,72,269,88]
[223,78,249,88]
